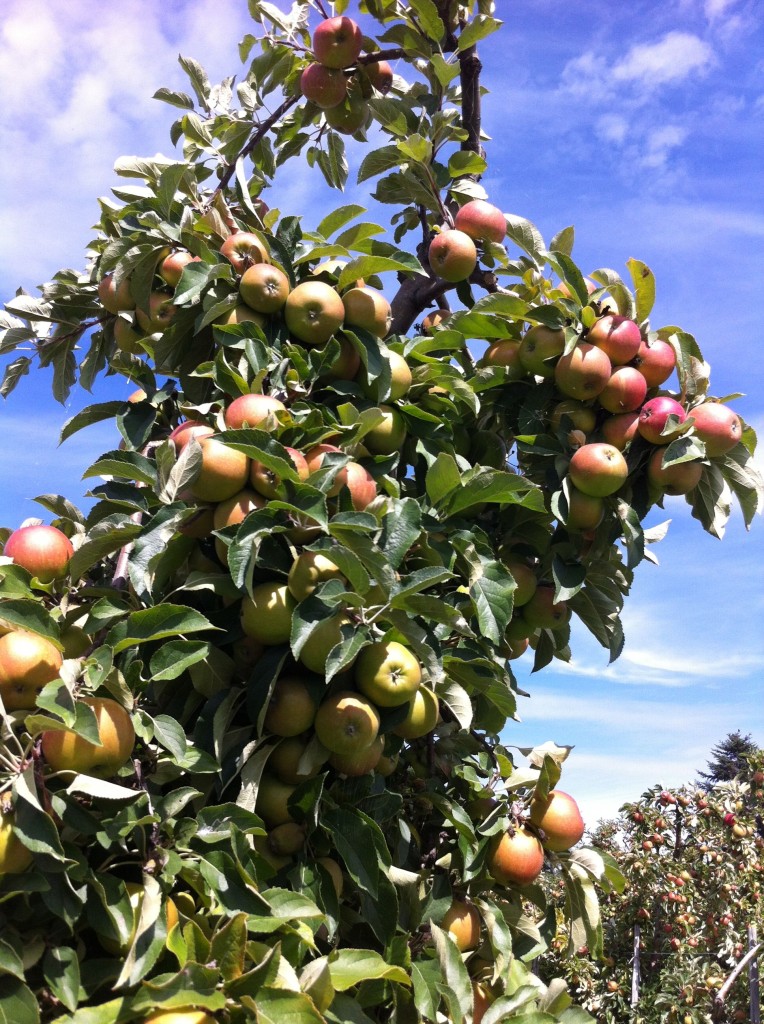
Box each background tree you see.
[697,732,759,789]
[0,3,761,1023]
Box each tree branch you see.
[459,44,484,163]
[712,942,763,1021]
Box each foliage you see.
[541,746,764,1023]
[0,2,760,1022]
[698,732,759,788]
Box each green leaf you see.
[316,204,367,239]
[426,452,461,506]
[248,988,325,1024]
[178,54,211,108]
[106,605,217,654]
[42,947,80,1013]
[626,257,655,323]
[0,977,40,1024]
[59,401,130,444]
[504,214,545,266]
[407,0,446,41]
[149,640,210,681]
[0,600,61,646]
[357,145,404,184]
[82,450,158,487]
[449,152,488,178]
[322,807,384,898]
[329,949,410,990]
[153,87,195,109]
[337,252,426,291]
[457,15,503,51]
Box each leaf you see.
[457,14,503,51]
[0,600,61,646]
[337,253,426,291]
[42,947,80,1013]
[316,204,367,238]
[504,214,545,265]
[449,152,488,178]
[59,401,130,444]
[0,977,40,1024]
[248,988,325,1024]
[626,257,655,323]
[178,54,211,108]
[426,452,461,506]
[357,145,404,184]
[149,640,210,681]
[106,605,217,654]
[329,949,410,990]
[153,87,195,110]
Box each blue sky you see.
[1,0,762,826]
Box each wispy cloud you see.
[611,32,715,89]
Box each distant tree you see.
[698,732,760,788]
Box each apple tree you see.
[0,2,761,1022]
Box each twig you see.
[712,942,764,1021]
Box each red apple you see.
[428,230,477,283]
[598,366,648,414]
[568,442,628,497]
[647,451,703,495]
[250,447,309,499]
[519,325,565,379]
[633,338,676,388]
[135,293,177,334]
[588,315,642,365]
[638,396,687,445]
[97,272,135,314]
[220,231,270,274]
[239,263,291,314]
[312,16,363,69]
[454,199,506,244]
[224,394,286,431]
[169,421,215,451]
[300,63,348,109]
[688,402,742,457]
[600,411,640,451]
[365,59,393,94]
[554,342,611,400]
[4,525,74,583]
[478,339,526,380]
[159,250,199,287]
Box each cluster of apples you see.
[299,15,394,135]
[428,198,508,283]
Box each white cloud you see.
[638,125,689,169]
[612,32,715,89]
[596,115,629,145]
[704,0,738,19]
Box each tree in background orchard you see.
[541,735,764,1024]
[0,2,761,1022]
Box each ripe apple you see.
[521,585,570,631]
[0,795,33,875]
[442,899,481,951]
[263,677,317,737]
[503,558,537,607]
[342,285,391,338]
[159,250,199,287]
[240,582,296,646]
[472,981,494,1024]
[518,325,565,379]
[256,774,296,827]
[191,437,250,502]
[633,337,676,387]
[314,691,380,756]
[549,400,597,434]
[300,63,348,108]
[554,342,611,400]
[384,351,413,400]
[298,613,349,674]
[637,396,687,445]
[392,685,439,740]
[312,16,363,68]
[647,449,703,495]
[143,1011,216,1024]
[688,402,742,457]
[325,93,370,134]
[212,489,265,532]
[0,631,63,711]
[354,640,422,707]
[287,551,345,601]
[428,230,478,283]
[568,442,628,497]
[250,446,309,499]
[113,316,145,354]
[4,524,74,582]
[600,411,640,451]
[598,366,648,414]
[41,696,135,777]
[269,735,319,785]
[365,59,393,94]
[364,405,407,455]
[504,617,532,660]
[239,263,291,314]
[284,281,345,345]
[339,461,377,510]
[588,315,642,365]
[454,199,506,244]
[478,339,525,380]
[421,309,451,333]
[529,790,585,851]
[97,272,134,313]
[216,303,267,328]
[224,393,286,430]
[329,734,384,776]
[169,421,214,451]
[135,293,177,334]
[565,487,605,531]
[220,231,270,273]
[487,827,544,886]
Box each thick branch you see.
[459,46,484,162]
[712,943,764,1021]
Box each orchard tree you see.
[0,3,761,1023]
[698,732,759,789]
[541,745,764,1024]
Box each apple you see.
[96,882,179,956]
[597,365,648,414]
[263,676,317,737]
[231,635,264,677]
[135,292,177,334]
[169,421,214,451]
[502,558,537,607]
[428,230,477,282]
[558,277,596,299]
[216,303,267,328]
[521,585,570,631]
[392,685,439,740]
[587,315,642,365]
[549,400,597,434]
[267,821,306,857]
[212,489,266,532]
[638,396,687,445]
[300,63,348,108]
[41,696,135,777]
[305,443,343,476]
[324,337,361,381]
[633,337,676,387]
[338,461,377,510]
[298,613,349,674]
[0,801,33,875]
[554,342,611,400]
[365,59,393,94]
[529,790,585,851]
[239,263,291,314]
[568,442,628,497]
[647,450,703,495]
[113,316,145,354]
[159,250,199,287]
[354,640,422,707]
[127,388,147,403]
[329,734,384,776]
[688,402,742,457]
[314,691,380,756]
[4,524,74,582]
[421,309,451,333]
[442,899,481,951]
[288,551,345,601]
[220,231,270,273]
[284,281,345,345]
[97,272,134,313]
[600,411,640,451]
[454,199,506,244]
[143,1011,216,1024]
[504,617,532,660]
[342,285,391,338]
[518,325,565,379]
[0,630,63,711]
[384,350,413,400]
[191,437,250,502]
[565,487,605,531]
[256,774,296,827]
[312,16,363,68]
[325,93,370,134]
[364,405,407,455]
[269,735,320,785]
[487,827,544,886]
[240,582,296,646]
[478,339,525,380]
[472,981,494,1024]
[250,446,309,498]
[224,393,286,430]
